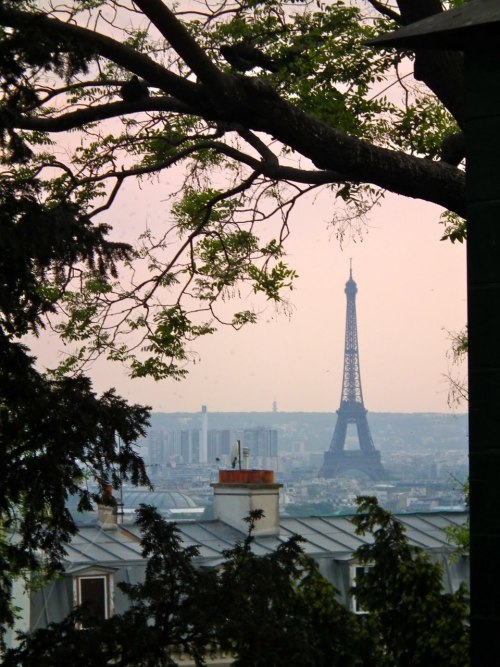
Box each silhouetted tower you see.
[319,267,385,479]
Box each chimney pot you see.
[211,469,282,535]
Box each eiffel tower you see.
[319,266,385,480]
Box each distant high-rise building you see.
[319,267,385,480]
[147,429,165,466]
[169,429,201,464]
[200,405,208,463]
[207,429,232,462]
[145,423,278,469]
[240,427,278,470]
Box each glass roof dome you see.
[121,489,197,510]
[67,488,202,524]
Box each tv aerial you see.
[230,440,251,469]
[230,439,241,469]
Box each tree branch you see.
[2,4,466,215]
[215,76,466,215]
[142,170,263,302]
[12,84,465,214]
[12,98,196,132]
[367,0,402,24]
[132,0,229,93]
[80,139,347,189]
[0,7,202,105]
[206,141,347,185]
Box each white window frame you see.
[73,569,114,626]
[349,563,371,614]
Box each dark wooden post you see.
[466,46,500,662]
[369,2,500,663]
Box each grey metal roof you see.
[63,511,466,569]
[279,516,366,555]
[63,525,143,568]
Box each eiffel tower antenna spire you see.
[319,267,385,479]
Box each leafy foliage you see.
[0,175,131,337]
[352,496,469,667]
[0,99,150,647]
[445,325,468,407]
[3,501,469,666]
[215,510,373,666]
[0,0,466,380]
[445,480,470,559]
[440,210,467,244]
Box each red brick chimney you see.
[97,483,117,530]
[211,470,282,536]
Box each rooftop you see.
[63,510,467,568]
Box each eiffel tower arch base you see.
[320,268,386,481]
[319,449,386,481]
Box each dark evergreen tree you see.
[0,64,151,643]
[352,496,469,667]
[1,506,215,667]
[2,502,469,666]
[215,510,373,667]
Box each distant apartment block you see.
[146,426,278,469]
[240,427,278,470]
[207,429,232,462]
[147,428,201,465]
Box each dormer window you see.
[350,563,371,614]
[69,566,115,627]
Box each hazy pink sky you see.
[23,3,469,415]
[48,180,466,415]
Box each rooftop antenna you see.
[116,434,124,524]
[230,439,242,469]
[242,447,251,470]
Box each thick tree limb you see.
[11,98,196,131]
[132,0,229,93]
[1,4,466,215]
[0,7,202,106]
[12,86,463,213]
[366,0,402,24]
[205,76,466,216]
[189,141,348,185]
